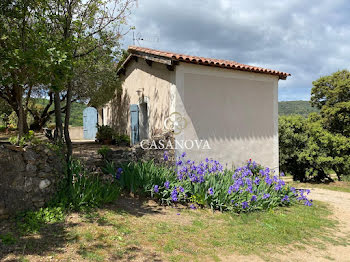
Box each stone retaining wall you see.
[105,131,176,167]
[0,144,63,219]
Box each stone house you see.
[98,46,290,170]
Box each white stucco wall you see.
[101,58,175,137]
[174,63,279,171]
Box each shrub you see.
[104,153,312,213]
[9,130,40,146]
[96,125,115,142]
[279,115,350,181]
[0,232,17,245]
[97,145,112,158]
[115,133,130,146]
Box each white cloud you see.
[123,0,350,100]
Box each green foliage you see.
[114,161,175,194]
[54,159,121,211]
[115,134,130,146]
[279,115,350,181]
[16,159,121,234]
[96,125,115,142]
[279,100,319,117]
[96,125,130,145]
[103,159,309,213]
[17,207,65,234]
[311,70,350,137]
[0,232,17,245]
[30,98,87,127]
[9,130,40,146]
[98,145,112,158]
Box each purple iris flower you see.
[164,181,170,189]
[154,185,159,193]
[242,201,249,209]
[262,193,270,199]
[163,151,169,161]
[115,168,123,180]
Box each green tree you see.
[279,114,350,181]
[311,70,350,137]
[42,0,135,161]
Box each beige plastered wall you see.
[174,63,280,171]
[101,58,175,137]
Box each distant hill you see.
[278,100,319,117]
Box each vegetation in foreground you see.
[279,70,350,182]
[0,200,345,261]
[105,154,313,213]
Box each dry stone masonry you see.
[0,144,63,219]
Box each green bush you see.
[279,115,350,181]
[97,145,112,158]
[9,130,40,146]
[115,133,130,146]
[0,232,17,245]
[96,125,115,142]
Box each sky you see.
[121,0,350,101]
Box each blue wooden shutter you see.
[130,104,139,144]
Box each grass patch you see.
[2,199,343,261]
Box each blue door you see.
[83,107,98,140]
[130,104,139,144]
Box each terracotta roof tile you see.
[128,46,290,79]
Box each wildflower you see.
[179,186,185,193]
[262,193,270,199]
[265,176,273,185]
[274,184,282,191]
[181,152,186,158]
[164,181,170,189]
[208,188,214,195]
[171,188,178,202]
[282,195,289,202]
[304,199,313,206]
[115,168,123,180]
[242,201,249,209]
[254,177,260,185]
[251,195,257,202]
[154,185,159,193]
[163,151,169,161]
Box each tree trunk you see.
[54,90,63,143]
[64,81,73,161]
[14,85,26,139]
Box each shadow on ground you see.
[0,197,172,261]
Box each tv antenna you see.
[132,32,160,46]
